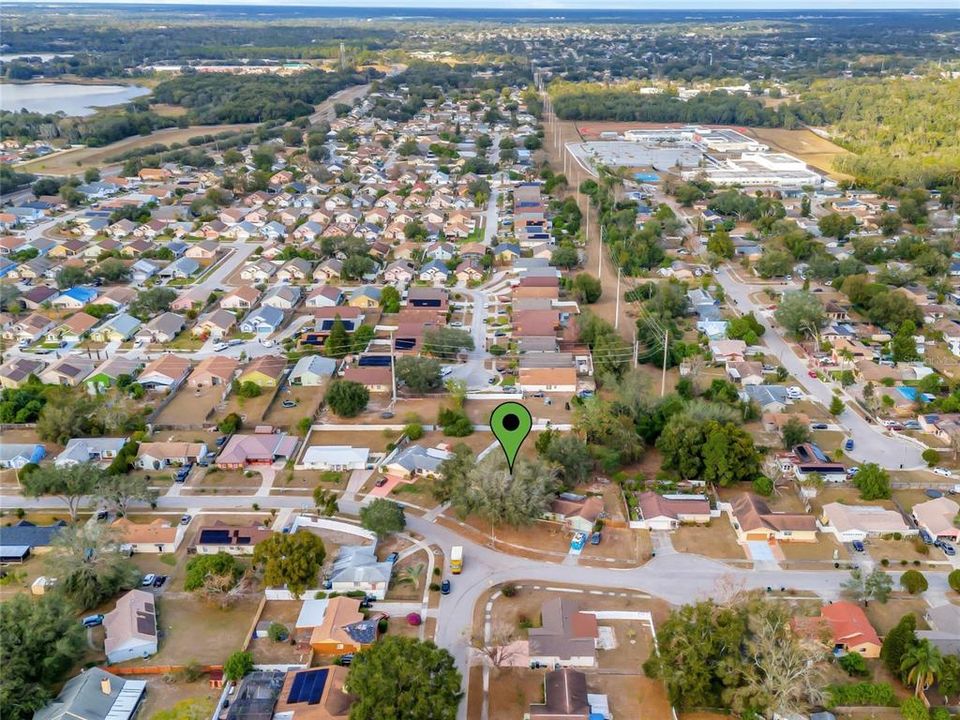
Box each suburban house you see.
[301,446,370,471]
[85,356,141,393]
[919,604,960,656]
[216,432,299,469]
[137,312,185,344]
[239,305,285,336]
[90,313,141,342]
[238,355,287,387]
[188,356,239,387]
[341,366,391,393]
[793,601,882,658]
[544,493,604,534]
[289,355,336,386]
[309,596,381,655]
[305,285,344,309]
[274,666,355,720]
[709,339,748,363]
[911,497,960,541]
[136,442,208,470]
[39,357,96,387]
[193,309,237,340]
[55,437,128,467]
[103,589,158,663]
[820,502,914,542]
[0,443,46,469]
[729,493,817,543]
[33,667,145,720]
[0,357,45,389]
[518,367,577,394]
[221,285,262,311]
[635,492,712,531]
[382,444,452,479]
[192,521,273,555]
[527,669,593,720]
[111,518,181,554]
[528,598,599,668]
[0,520,65,563]
[137,354,191,390]
[327,545,393,600]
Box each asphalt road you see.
[715,265,926,470]
[5,489,949,720]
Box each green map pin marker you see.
[490,401,532,473]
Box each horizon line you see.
[6,1,960,9]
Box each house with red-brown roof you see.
[793,601,882,658]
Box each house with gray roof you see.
[0,443,46,469]
[158,256,200,279]
[328,545,393,600]
[382,444,452,479]
[55,438,128,468]
[742,385,792,412]
[239,305,285,336]
[289,355,336,386]
[0,520,66,562]
[33,668,145,720]
[91,313,141,342]
[137,312,185,343]
[103,590,158,663]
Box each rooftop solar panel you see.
[287,669,328,705]
[199,529,231,544]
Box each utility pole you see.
[598,224,603,278]
[633,330,639,369]
[660,329,669,397]
[389,329,397,404]
[614,266,621,331]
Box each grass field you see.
[18,123,255,175]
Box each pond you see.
[0,82,151,116]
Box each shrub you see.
[922,448,940,466]
[377,618,389,633]
[901,570,927,594]
[901,698,930,720]
[218,412,243,434]
[224,651,254,681]
[825,682,896,708]
[839,651,869,677]
[404,423,424,441]
[501,584,519,598]
[949,569,960,593]
[268,622,288,642]
[881,558,890,567]
[429,582,440,592]
[752,476,774,497]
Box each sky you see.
[9,0,960,8]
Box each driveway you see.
[715,266,925,470]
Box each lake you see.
[0,82,151,116]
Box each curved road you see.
[715,266,926,470]
[3,490,950,720]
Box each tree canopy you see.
[253,530,326,599]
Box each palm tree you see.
[312,487,339,517]
[901,639,943,697]
[394,562,424,589]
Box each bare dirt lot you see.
[156,384,223,427]
[264,385,324,428]
[744,127,854,180]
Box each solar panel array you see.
[198,529,231,544]
[287,669,329,705]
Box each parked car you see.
[934,467,954,478]
[152,575,167,588]
[386,552,399,564]
[228,339,244,347]
[81,614,105,628]
[590,531,602,545]
[440,579,451,595]
[847,466,860,476]
[180,514,191,525]
[215,436,228,447]
[807,370,817,378]
[571,532,587,552]
[95,509,109,521]
[919,529,934,544]
[213,342,229,352]
[844,439,854,451]
[852,540,865,553]
[811,423,828,430]
[339,654,354,666]
[943,543,957,557]
[141,573,156,586]
[380,411,394,419]
[375,477,387,487]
